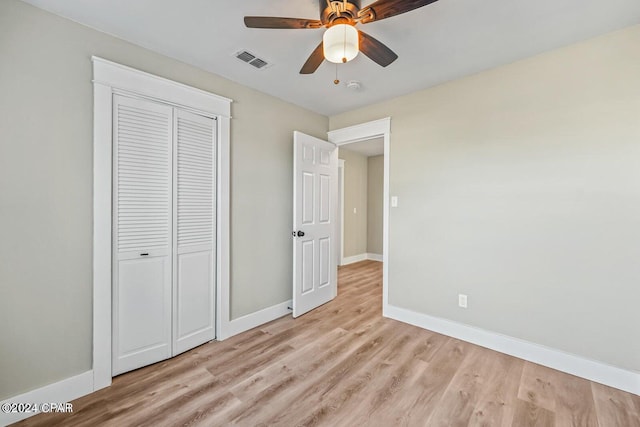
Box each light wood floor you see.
[17,261,640,426]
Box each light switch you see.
[353,208,357,214]
[391,196,398,207]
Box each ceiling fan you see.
[244,0,440,74]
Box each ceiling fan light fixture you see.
[323,24,359,64]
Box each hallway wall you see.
[338,148,368,258]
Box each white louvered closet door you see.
[112,95,173,375]
[172,109,216,355]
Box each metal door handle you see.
[297,231,305,237]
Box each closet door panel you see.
[176,249,214,342]
[173,109,216,355]
[116,256,170,364]
[113,94,172,375]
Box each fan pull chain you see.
[334,63,340,85]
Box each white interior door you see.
[112,94,173,375]
[292,131,338,317]
[172,109,216,355]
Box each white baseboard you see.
[384,305,640,396]
[0,370,94,426]
[341,253,383,265]
[218,300,292,340]
[341,253,368,265]
[367,253,383,262]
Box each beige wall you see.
[367,156,384,255]
[338,148,368,258]
[331,25,640,372]
[0,0,327,399]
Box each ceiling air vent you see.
[234,50,272,70]
[250,58,268,69]
[236,51,256,63]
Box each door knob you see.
[297,231,305,237]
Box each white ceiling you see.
[340,137,384,157]
[21,0,640,116]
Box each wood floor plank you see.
[257,321,412,426]
[427,345,518,427]
[14,260,638,427]
[512,398,556,427]
[368,337,473,426]
[333,327,450,426]
[592,382,640,427]
[553,372,599,427]
[518,362,560,412]
[469,351,524,427]
[519,362,602,427]
[228,327,352,402]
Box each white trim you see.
[382,129,390,313]
[341,253,384,265]
[328,118,391,145]
[215,116,232,341]
[338,159,345,266]
[92,57,231,117]
[219,300,293,340]
[92,80,113,392]
[367,253,383,262]
[92,57,232,389]
[386,305,640,396]
[328,117,391,312]
[0,371,94,425]
[341,253,369,265]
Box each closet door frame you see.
[92,57,232,391]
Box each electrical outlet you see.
[458,294,468,308]
[391,196,398,207]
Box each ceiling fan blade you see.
[358,0,439,23]
[244,16,323,29]
[300,42,325,74]
[358,31,398,67]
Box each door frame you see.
[327,118,391,313]
[92,57,232,391]
[337,159,345,265]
